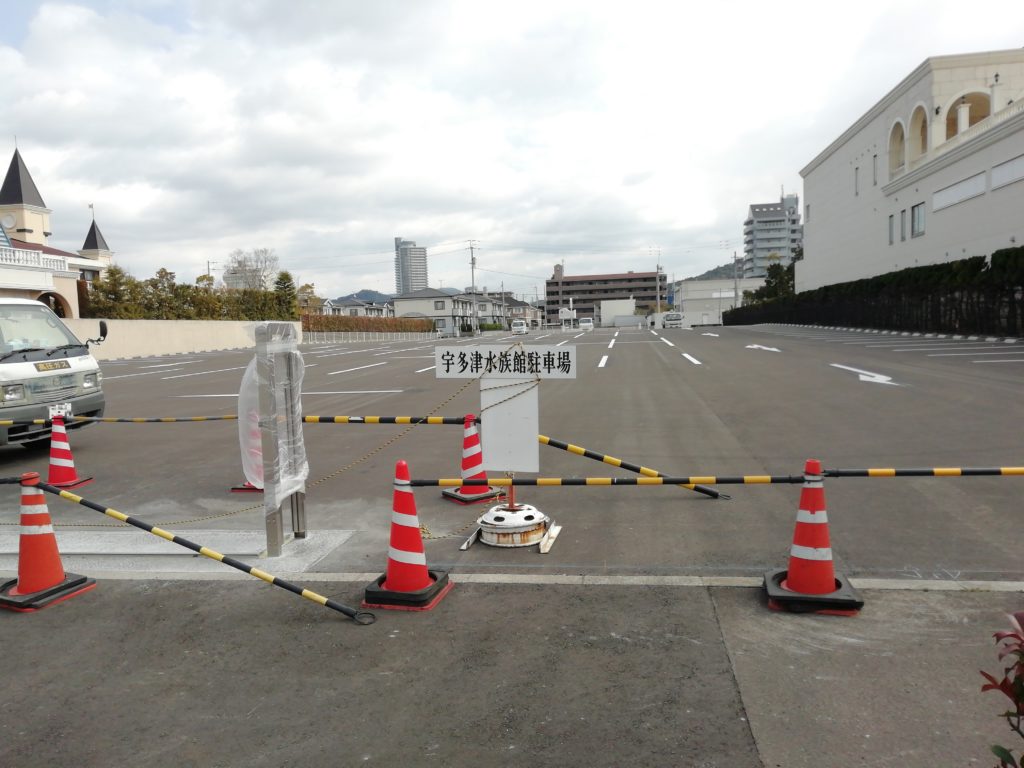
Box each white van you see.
[578,318,594,331]
[511,319,529,335]
[0,299,107,447]
[663,312,683,329]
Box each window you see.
[900,209,907,241]
[854,167,859,196]
[479,303,488,312]
[873,154,878,185]
[435,318,446,328]
[349,309,358,316]
[434,300,445,310]
[911,203,925,237]
[888,215,894,245]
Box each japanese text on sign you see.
[434,346,577,379]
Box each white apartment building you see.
[799,49,1024,293]
[392,287,473,337]
[394,237,428,295]
[742,194,802,278]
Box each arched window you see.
[946,92,992,139]
[908,106,928,162]
[889,122,906,178]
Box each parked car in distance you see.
[663,312,683,329]
[578,318,594,330]
[511,319,529,335]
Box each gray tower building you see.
[742,194,803,278]
[394,237,429,295]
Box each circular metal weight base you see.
[477,503,551,548]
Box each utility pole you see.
[733,251,740,310]
[467,240,479,335]
[207,260,218,278]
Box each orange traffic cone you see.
[363,460,453,611]
[763,459,862,615]
[46,414,92,489]
[441,413,503,504]
[0,472,96,612]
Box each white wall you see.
[799,50,1024,293]
[63,319,301,361]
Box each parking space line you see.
[106,369,184,380]
[327,362,388,376]
[598,355,609,368]
[162,367,247,380]
[682,353,702,365]
[660,337,675,347]
[415,365,436,373]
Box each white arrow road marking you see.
[830,364,900,385]
[745,344,780,352]
[701,333,719,337]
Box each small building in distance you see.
[672,276,765,327]
[544,264,666,327]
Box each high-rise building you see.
[394,237,428,295]
[742,194,803,278]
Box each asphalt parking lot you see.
[2,324,1022,767]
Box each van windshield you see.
[0,304,82,355]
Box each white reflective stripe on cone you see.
[49,457,75,467]
[803,478,823,487]
[391,511,420,528]
[790,544,833,560]
[796,509,829,524]
[52,440,71,450]
[21,524,55,535]
[462,444,482,458]
[388,548,427,565]
[393,484,414,495]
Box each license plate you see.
[35,360,71,372]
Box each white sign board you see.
[434,346,577,379]
[480,377,539,472]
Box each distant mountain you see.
[340,289,393,303]
[684,262,741,281]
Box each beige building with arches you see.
[0,149,113,317]
[799,49,1024,292]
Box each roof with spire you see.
[0,149,47,208]
[82,220,109,251]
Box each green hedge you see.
[725,246,1024,336]
[301,314,434,333]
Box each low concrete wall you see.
[63,319,302,361]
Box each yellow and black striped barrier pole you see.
[31,474,375,625]
[0,416,239,426]
[303,416,463,425]
[825,467,1024,478]
[415,475,804,487]
[538,434,728,500]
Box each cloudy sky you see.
[1,1,1022,301]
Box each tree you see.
[745,261,795,305]
[224,247,279,290]
[297,283,324,315]
[274,270,299,320]
[85,265,146,318]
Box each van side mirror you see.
[86,320,108,346]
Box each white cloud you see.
[1,0,1022,300]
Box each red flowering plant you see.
[981,611,1024,767]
